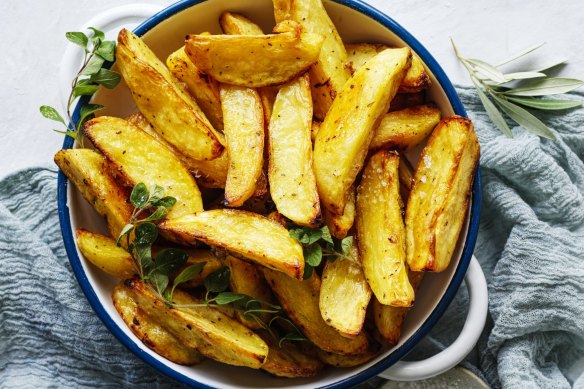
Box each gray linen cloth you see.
[0,87,583,388]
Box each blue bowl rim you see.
[57,0,482,388]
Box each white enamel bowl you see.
[57,1,487,387]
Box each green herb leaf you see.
[304,243,322,267]
[341,236,353,256]
[53,130,78,138]
[494,42,545,67]
[66,31,88,48]
[153,196,177,208]
[320,226,333,245]
[471,79,513,137]
[152,248,188,276]
[491,94,557,140]
[302,265,313,280]
[173,262,206,287]
[89,68,121,89]
[502,72,546,81]
[134,222,158,245]
[142,206,168,222]
[40,106,66,125]
[135,244,153,273]
[130,182,149,208]
[279,332,307,347]
[80,55,105,76]
[88,27,105,44]
[116,223,134,245]
[204,267,230,293]
[149,185,165,204]
[214,292,247,305]
[73,84,99,98]
[466,58,507,83]
[150,272,169,295]
[77,104,104,130]
[96,40,116,62]
[503,78,584,97]
[289,228,305,241]
[505,96,583,110]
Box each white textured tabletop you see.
[1,0,582,179]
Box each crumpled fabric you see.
[0,87,583,388]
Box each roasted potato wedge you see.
[257,330,324,377]
[323,187,355,239]
[84,116,203,219]
[263,269,370,355]
[314,48,412,214]
[113,282,203,365]
[185,22,324,87]
[220,12,264,35]
[54,149,132,238]
[224,254,275,329]
[220,85,265,206]
[346,43,431,94]
[374,271,424,346]
[273,0,351,119]
[390,92,426,112]
[268,74,321,226]
[356,151,414,307]
[406,116,480,272]
[122,278,268,368]
[125,112,228,189]
[370,104,441,150]
[319,245,371,337]
[116,29,224,161]
[399,155,415,201]
[76,229,135,278]
[316,342,381,367]
[166,46,223,132]
[159,210,304,279]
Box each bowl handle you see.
[58,3,165,111]
[378,256,488,381]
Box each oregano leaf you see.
[96,40,115,62]
[304,243,322,267]
[66,32,88,48]
[116,223,134,246]
[320,226,333,244]
[142,206,168,222]
[341,236,353,256]
[214,292,247,305]
[173,262,206,288]
[153,248,188,276]
[80,55,104,76]
[130,182,149,208]
[89,68,121,89]
[205,267,230,293]
[40,106,66,125]
[153,196,177,208]
[150,272,169,295]
[134,222,158,246]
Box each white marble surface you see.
[0,0,582,178]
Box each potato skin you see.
[314,48,412,214]
[54,148,132,238]
[159,210,304,280]
[273,0,351,120]
[405,115,480,272]
[116,29,224,161]
[268,74,321,226]
[84,116,203,219]
[185,22,324,88]
[356,151,414,307]
[263,269,370,355]
[113,282,204,365]
[323,187,355,239]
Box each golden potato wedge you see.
[346,43,431,94]
[174,248,223,288]
[406,116,480,272]
[370,104,441,150]
[113,282,203,365]
[390,92,426,112]
[263,269,370,355]
[122,278,268,368]
[54,149,132,238]
[258,86,280,128]
[323,187,355,239]
[224,254,275,329]
[356,151,414,307]
[268,74,320,226]
[76,229,135,278]
[314,48,412,214]
[166,46,223,132]
[220,85,265,206]
[159,210,304,279]
[220,12,264,35]
[84,116,203,219]
[273,0,351,119]
[320,245,371,337]
[257,330,324,377]
[398,155,415,202]
[125,112,228,189]
[185,22,324,87]
[316,342,381,367]
[116,29,224,161]
[374,271,424,346]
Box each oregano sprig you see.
[40,27,121,146]
[452,39,583,140]
[289,225,353,279]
